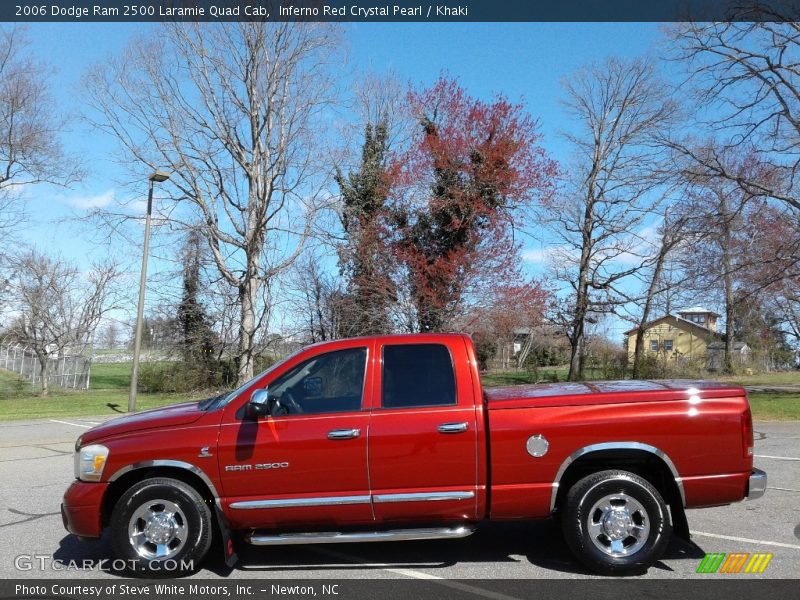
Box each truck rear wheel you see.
[561,470,671,575]
[110,477,212,575]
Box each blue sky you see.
[17,22,668,339]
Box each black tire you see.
[110,477,213,575]
[561,470,671,576]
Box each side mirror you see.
[247,389,270,419]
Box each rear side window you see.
[382,344,456,408]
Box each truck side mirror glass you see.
[247,389,270,419]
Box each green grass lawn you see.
[0,390,192,421]
[746,392,800,420]
[481,366,616,387]
[482,369,560,387]
[0,363,197,421]
[89,362,134,390]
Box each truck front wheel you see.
[561,470,671,575]
[110,477,213,575]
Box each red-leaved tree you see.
[462,279,551,370]
[391,78,557,332]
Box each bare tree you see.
[672,145,774,373]
[670,20,800,212]
[5,251,121,396]
[772,284,800,360]
[85,22,342,384]
[0,26,79,245]
[629,209,692,378]
[285,252,361,344]
[540,57,679,381]
[100,320,121,350]
[349,71,413,157]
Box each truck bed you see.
[484,379,747,409]
[483,379,752,519]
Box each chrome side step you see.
[246,525,476,546]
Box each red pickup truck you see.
[62,333,766,576]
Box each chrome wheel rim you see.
[128,499,188,560]
[586,492,650,557]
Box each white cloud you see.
[606,223,662,265]
[522,246,576,264]
[522,248,550,263]
[67,190,116,210]
[523,223,664,268]
[129,199,148,214]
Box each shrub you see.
[138,353,280,394]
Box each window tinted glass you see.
[382,344,456,408]
[268,348,367,415]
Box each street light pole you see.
[128,170,170,413]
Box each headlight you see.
[74,444,109,482]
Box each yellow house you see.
[624,307,721,365]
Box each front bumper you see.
[747,468,767,500]
[61,480,108,538]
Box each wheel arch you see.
[550,442,686,529]
[103,461,219,528]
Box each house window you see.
[650,340,659,352]
[688,314,704,324]
[664,339,674,352]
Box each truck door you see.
[217,344,374,530]
[368,340,479,523]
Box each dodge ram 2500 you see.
[62,333,766,575]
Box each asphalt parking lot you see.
[0,417,798,581]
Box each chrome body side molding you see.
[230,495,371,510]
[246,525,476,546]
[231,491,475,509]
[373,491,475,503]
[549,442,685,512]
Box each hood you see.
[79,401,205,445]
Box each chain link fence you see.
[0,344,92,393]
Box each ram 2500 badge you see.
[62,333,766,575]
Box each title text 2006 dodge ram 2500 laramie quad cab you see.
[62,334,766,575]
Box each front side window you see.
[664,339,674,352]
[382,344,456,408]
[650,340,659,352]
[267,347,367,415]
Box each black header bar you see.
[3,0,800,23]
[3,579,800,600]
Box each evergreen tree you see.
[335,121,396,335]
[177,232,215,365]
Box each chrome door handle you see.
[328,428,361,440]
[438,422,469,434]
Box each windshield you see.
[197,349,303,411]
